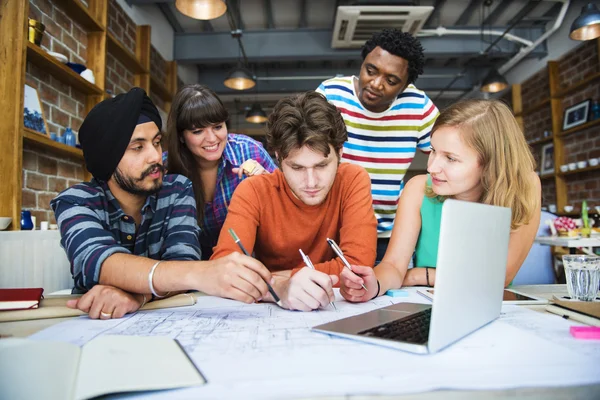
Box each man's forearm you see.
[98,253,200,294]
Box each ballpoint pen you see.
[299,249,336,310]
[228,228,283,308]
[326,238,368,291]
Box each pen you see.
[299,249,336,310]
[228,228,283,307]
[326,238,368,291]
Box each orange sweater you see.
[210,163,377,277]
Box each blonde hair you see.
[426,99,537,230]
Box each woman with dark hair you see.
[166,84,277,259]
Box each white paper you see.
[30,290,600,399]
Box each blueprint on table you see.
[30,290,600,399]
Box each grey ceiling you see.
[127,0,565,131]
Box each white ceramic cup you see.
[548,204,557,213]
[564,205,574,212]
[40,221,49,230]
[560,164,569,172]
[577,161,588,169]
[589,158,599,167]
[80,69,95,84]
[568,162,577,171]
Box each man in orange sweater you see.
[211,92,377,311]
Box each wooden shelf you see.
[556,71,600,98]
[515,97,550,117]
[53,0,104,32]
[527,136,553,146]
[106,32,147,74]
[22,127,84,160]
[150,75,172,102]
[558,164,600,176]
[26,42,103,95]
[540,173,554,180]
[559,117,600,137]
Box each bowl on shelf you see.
[590,158,599,167]
[560,164,569,172]
[564,206,574,213]
[568,162,577,171]
[66,62,86,74]
[577,160,588,169]
[0,217,12,230]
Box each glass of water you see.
[562,255,600,301]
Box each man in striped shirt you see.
[51,88,272,319]
[317,28,439,262]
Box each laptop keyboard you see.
[358,309,431,344]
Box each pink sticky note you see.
[570,326,600,340]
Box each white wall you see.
[505,0,587,84]
[115,0,198,84]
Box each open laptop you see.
[312,199,511,354]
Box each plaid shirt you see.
[51,174,201,293]
[199,134,277,250]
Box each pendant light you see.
[246,103,268,123]
[175,0,227,20]
[224,62,256,90]
[569,3,600,41]
[480,67,508,93]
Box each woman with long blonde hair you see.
[340,99,541,301]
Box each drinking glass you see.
[562,255,600,301]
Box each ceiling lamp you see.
[569,3,600,41]
[224,64,256,90]
[175,0,227,20]
[245,103,268,123]
[480,67,508,93]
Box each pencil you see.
[326,238,368,291]
[299,249,336,310]
[228,228,283,307]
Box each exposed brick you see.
[26,172,48,191]
[71,117,83,132]
[22,190,37,209]
[31,210,51,225]
[37,193,57,210]
[38,156,58,175]
[33,0,53,18]
[42,14,61,40]
[62,32,78,53]
[23,151,37,171]
[51,107,70,127]
[60,94,77,115]
[29,4,42,22]
[58,162,77,179]
[39,82,59,104]
[48,177,68,193]
[53,9,72,34]
[67,179,80,187]
[75,166,85,180]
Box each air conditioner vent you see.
[331,5,433,48]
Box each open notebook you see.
[0,335,206,400]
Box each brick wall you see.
[22,144,85,224]
[24,0,89,224]
[518,40,600,212]
[557,42,600,209]
[521,67,549,107]
[108,0,136,54]
[105,53,136,95]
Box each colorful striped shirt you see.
[317,76,439,232]
[50,174,201,293]
[165,133,277,255]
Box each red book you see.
[0,288,44,311]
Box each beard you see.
[113,163,165,197]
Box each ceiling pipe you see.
[439,0,569,102]
[419,27,533,47]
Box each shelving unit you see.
[23,128,84,160]
[511,39,600,215]
[26,42,103,95]
[0,0,178,229]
